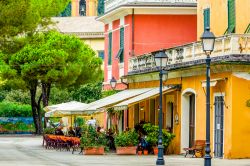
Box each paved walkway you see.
[0,136,249,166]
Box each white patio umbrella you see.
[44,101,89,117]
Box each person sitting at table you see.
[55,127,64,136]
[75,126,82,138]
[68,126,75,137]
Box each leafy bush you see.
[75,117,86,127]
[80,126,108,149]
[0,102,32,117]
[43,128,55,134]
[114,130,139,147]
[143,123,175,148]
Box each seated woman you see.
[55,127,64,136]
[68,127,75,137]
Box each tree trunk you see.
[41,82,51,128]
[30,81,43,135]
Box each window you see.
[227,0,235,33]
[116,27,124,63]
[108,33,112,65]
[203,8,210,31]
[98,50,104,60]
[79,0,86,16]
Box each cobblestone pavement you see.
[0,136,249,166]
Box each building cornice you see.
[97,6,196,23]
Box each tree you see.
[71,82,102,103]
[0,31,102,134]
[97,0,105,16]
[0,0,70,53]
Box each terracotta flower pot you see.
[153,147,158,155]
[116,146,137,155]
[84,147,104,155]
[138,151,142,155]
[143,150,148,155]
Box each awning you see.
[233,72,250,80]
[113,86,175,110]
[83,88,152,112]
[201,78,227,88]
[44,101,89,117]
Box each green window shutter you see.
[244,24,250,33]
[228,0,235,33]
[203,8,210,31]
[108,32,112,65]
[119,27,124,63]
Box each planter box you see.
[116,146,137,155]
[84,147,104,155]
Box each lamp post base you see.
[156,159,165,165]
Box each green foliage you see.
[0,121,35,132]
[0,0,70,52]
[60,1,71,17]
[97,0,105,16]
[71,82,102,103]
[143,123,175,148]
[101,90,118,98]
[0,102,32,117]
[75,117,86,127]
[4,89,31,104]
[143,123,158,146]
[114,130,139,147]
[43,127,55,134]
[49,87,72,104]
[80,126,108,149]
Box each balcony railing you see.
[105,0,197,13]
[128,34,250,74]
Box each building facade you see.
[51,16,105,65]
[97,0,198,90]
[117,0,250,159]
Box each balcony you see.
[128,34,250,75]
[105,0,197,13]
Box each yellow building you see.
[197,0,250,37]
[83,0,250,159]
[51,17,105,62]
[117,0,250,159]
[71,0,99,16]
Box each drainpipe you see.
[132,8,134,56]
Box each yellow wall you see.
[231,75,250,158]
[197,0,250,38]
[82,38,104,53]
[127,71,250,158]
[93,112,105,128]
[71,0,98,16]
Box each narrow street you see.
[0,136,249,166]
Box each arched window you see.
[79,0,86,16]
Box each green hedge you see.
[0,102,32,117]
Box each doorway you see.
[181,89,196,152]
[214,96,224,158]
[166,102,174,133]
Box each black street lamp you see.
[201,27,215,166]
[110,77,117,90]
[154,50,168,165]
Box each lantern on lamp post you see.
[110,77,117,90]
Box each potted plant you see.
[143,123,175,155]
[80,126,107,155]
[143,123,158,154]
[115,130,139,155]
